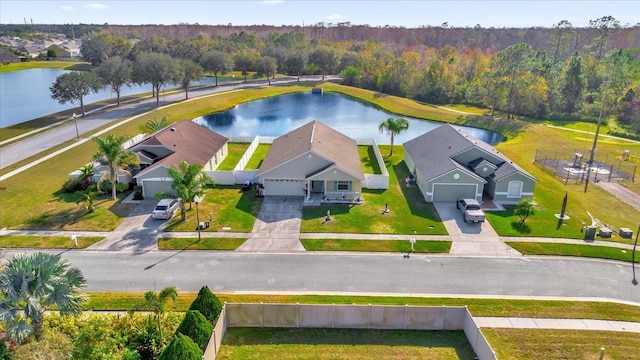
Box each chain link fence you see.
[534,148,636,184]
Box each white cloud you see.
[326,13,344,21]
[60,5,74,11]
[261,0,284,5]
[83,3,109,10]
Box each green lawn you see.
[506,242,640,263]
[483,328,640,360]
[0,235,104,249]
[217,328,475,360]
[301,146,446,235]
[0,60,90,73]
[358,145,382,174]
[163,185,262,233]
[301,239,451,253]
[217,143,250,170]
[158,237,247,250]
[244,144,270,169]
[487,125,639,243]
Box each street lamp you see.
[194,194,202,242]
[72,112,79,139]
[584,81,609,193]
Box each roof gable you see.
[132,120,228,177]
[404,124,534,182]
[259,120,364,180]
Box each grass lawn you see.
[483,328,640,360]
[163,185,262,233]
[0,60,90,73]
[217,328,475,360]
[158,237,247,250]
[84,292,640,322]
[244,144,270,169]
[217,143,250,170]
[301,146,446,235]
[358,145,382,174]
[301,239,451,253]
[506,242,640,263]
[486,125,640,243]
[0,235,104,248]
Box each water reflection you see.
[194,92,505,144]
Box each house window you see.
[214,154,218,165]
[507,181,523,198]
[337,181,350,191]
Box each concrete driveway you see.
[433,202,520,257]
[236,196,305,252]
[87,198,165,253]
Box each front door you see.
[311,180,324,193]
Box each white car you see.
[151,198,181,220]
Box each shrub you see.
[98,181,129,194]
[175,310,213,351]
[188,285,223,324]
[158,333,203,360]
[63,177,88,193]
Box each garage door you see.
[263,179,305,196]
[432,184,477,202]
[142,180,174,199]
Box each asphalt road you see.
[14,250,638,303]
[0,76,339,170]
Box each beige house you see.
[258,121,364,201]
[131,120,228,198]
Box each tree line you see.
[48,16,639,135]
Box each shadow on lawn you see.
[392,160,441,222]
[221,328,475,357]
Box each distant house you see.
[403,124,536,204]
[129,120,228,198]
[258,120,365,201]
[0,49,20,63]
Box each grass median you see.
[506,242,640,263]
[301,238,451,253]
[0,235,104,249]
[157,236,247,250]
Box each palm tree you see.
[93,134,139,200]
[167,161,214,221]
[130,286,178,345]
[76,184,101,213]
[378,117,409,156]
[0,252,86,343]
[140,116,169,134]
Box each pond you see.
[0,68,214,128]
[194,92,505,145]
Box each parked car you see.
[456,198,485,223]
[152,198,181,220]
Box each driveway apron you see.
[236,196,305,252]
[87,199,164,253]
[433,202,521,256]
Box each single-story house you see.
[403,124,536,204]
[130,120,228,198]
[257,120,365,200]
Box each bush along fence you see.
[202,303,497,360]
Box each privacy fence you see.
[203,303,497,360]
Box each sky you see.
[0,0,638,29]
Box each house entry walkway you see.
[236,196,306,252]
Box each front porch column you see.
[306,179,310,200]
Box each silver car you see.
[151,198,180,220]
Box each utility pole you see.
[584,81,609,192]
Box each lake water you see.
[194,92,505,145]
[0,68,214,128]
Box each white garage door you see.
[263,179,304,196]
[432,184,477,202]
[142,180,174,199]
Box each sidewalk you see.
[475,317,640,333]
